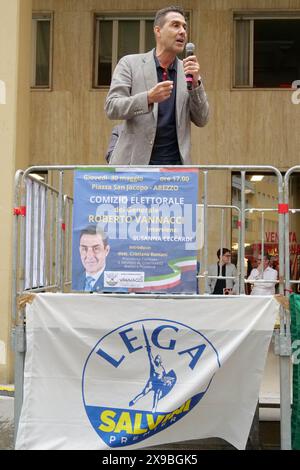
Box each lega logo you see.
[82,319,220,448]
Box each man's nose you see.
[85,247,95,255]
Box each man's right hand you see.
[147,81,173,104]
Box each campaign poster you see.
[72,168,198,293]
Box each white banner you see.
[16,294,278,450]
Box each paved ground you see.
[0,395,14,450]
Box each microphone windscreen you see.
[185,43,195,56]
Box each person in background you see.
[247,253,278,295]
[206,248,237,295]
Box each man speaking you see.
[104,5,209,166]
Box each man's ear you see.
[154,25,160,38]
[106,245,110,256]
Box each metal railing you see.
[282,166,300,450]
[12,164,292,449]
[198,203,242,294]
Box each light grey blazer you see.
[104,50,209,165]
[206,263,238,294]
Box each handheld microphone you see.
[185,42,195,91]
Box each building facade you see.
[1,0,300,383]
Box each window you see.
[232,215,252,231]
[93,12,189,87]
[234,12,300,88]
[31,13,53,88]
[94,14,156,87]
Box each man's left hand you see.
[182,55,201,88]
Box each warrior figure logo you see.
[129,325,177,412]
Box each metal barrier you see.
[282,166,300,449]
[198,203,242,294]
[62,194,73,289]
[284,166,300,292]
[244,208,280,294]
[13,170,67,300]
[12,169,74,434]
[12,164,291,449]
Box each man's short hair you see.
[154,5,186,27]
[260,253,271,261]
[79,225,109,248]
[217,248,231,259]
